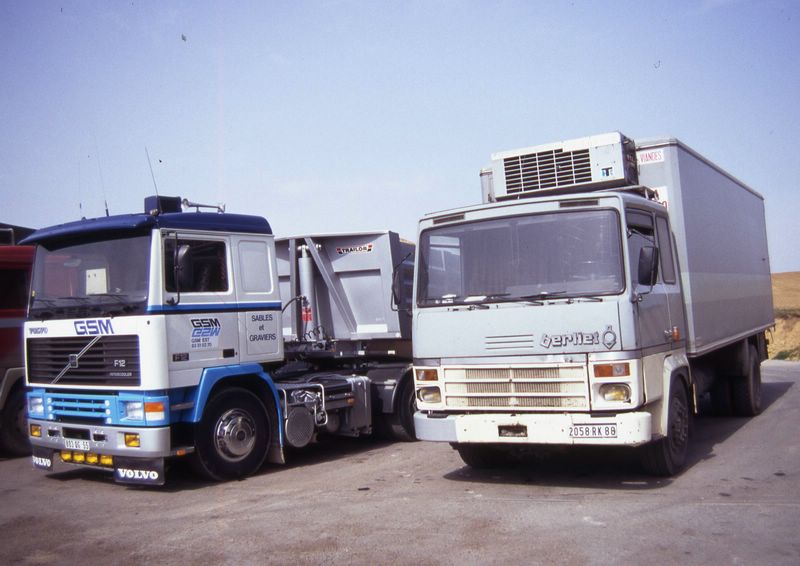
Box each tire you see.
[0,388,31,456]
[732,345,762,417]
[709,379,733,416]
[454,443,512,469]
[641,377,690,476]
[386,376,417,442]
[190,388,271,481]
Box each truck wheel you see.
[641,377,690,476]
[709,380,733,416]
[732,345,762,417]
[454,443,511,469]
[387,376,417,442]
[190,388,270,481]
[0,388,31,456]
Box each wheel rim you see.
[213,408,257,462]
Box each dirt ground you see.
[770,272,800,360]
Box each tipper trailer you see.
[412,132,774,475]
[24,196,415,485]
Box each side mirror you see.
[176,244,194,290]
[637,246,659,287]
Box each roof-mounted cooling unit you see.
[488,132,638,201]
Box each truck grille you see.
[27,335,141,387]
[442,365,589,411]
[504,148,592,194]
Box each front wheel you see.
[191,388,271,481]
[386,376,417,442]
[641,377,690,476]
[0,388,31,456]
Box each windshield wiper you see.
[518,291,567,301]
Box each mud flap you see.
[114,456,166,486]
[31,446,54,471]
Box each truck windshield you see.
[417,209,624,306]
[29,235,150,318]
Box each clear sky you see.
[2,1,798,272]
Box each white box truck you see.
[412,132,774,475]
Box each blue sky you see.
[2,1,799,272]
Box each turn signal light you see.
[594,363,630,378]
[144,401,165,421]
[415,368,439,382]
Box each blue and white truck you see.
[24,196,415,484]
[412,133,774,475]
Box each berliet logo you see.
[540,326,617,350]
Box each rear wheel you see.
[732,345,762,417]
[641,377,690,476]
[191,388,270,481]
[454,443,512,469]
[0,388,30,456]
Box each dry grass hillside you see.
[770,272,800,360]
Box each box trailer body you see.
[23,197,415,485]
[635,138,773,356]
[412,133,773,475]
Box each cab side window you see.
[655,216,676,284]
[165,239,228,293]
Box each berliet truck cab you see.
[24,196,415,484]
[412,133,773,475]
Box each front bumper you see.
[28,418,176,458]
[414,411,652,446]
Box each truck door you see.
[232,236,283,364]
[655,215,686,349]
[626,209,671,353]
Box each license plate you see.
[64,438,91,451]
[569,424,617,438]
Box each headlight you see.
[599,383,631,402]
[28,396,45,417]
[122,401,144,421]
[417,386,442,403]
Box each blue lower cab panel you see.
[27,388,174,427]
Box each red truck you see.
[0,227,34,455]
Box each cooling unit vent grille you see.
[503,148,592,194]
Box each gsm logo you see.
[74,319,115,335]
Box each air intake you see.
[490,132,638,201]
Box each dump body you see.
[636,138,774,355]
[276,231,414,345]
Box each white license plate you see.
[569,424,617,439]
[64,438,91,451]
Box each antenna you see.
[145,146,160,199]
[92,135,110,216]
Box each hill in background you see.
[770,272,800,360]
